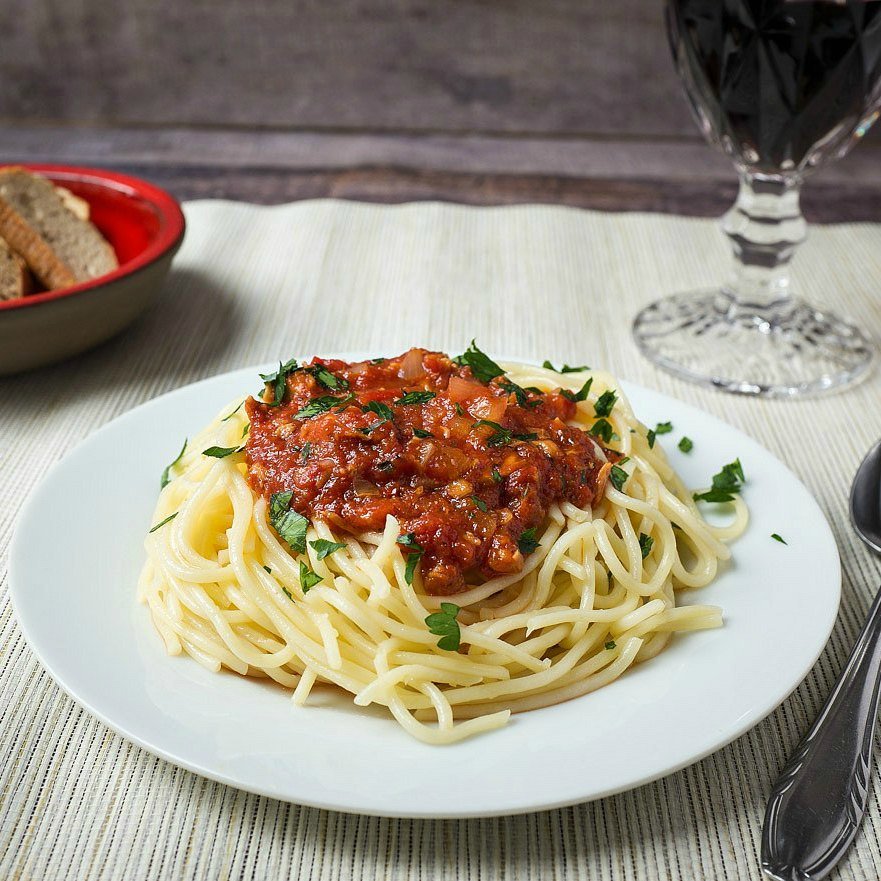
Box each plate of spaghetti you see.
[9,346,840,817]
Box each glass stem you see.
[721,172,806,311]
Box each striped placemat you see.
[2,199,881,880]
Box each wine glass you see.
[632,0,881,397]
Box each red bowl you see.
[0,164,185,374]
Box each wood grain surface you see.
[1,1,880,220]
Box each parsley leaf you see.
[473,419,512,447]
[300,442,311,462]
[294,393,355,420]
[498,379,530,407]
[282,586,293,601]
[639,533,654,559]
[202,445,245,458]
[413,428,433,438]
[693,459,746,503]
[456,340,505,383]
[309,364,348,391]
[299,560,323,592]
[654,421,673,435]
[472,495,488,512]
[647,429,656,449]
[678,436,693,453]
[160,439,187,489]
[425,603,461,651]
[310,538,347,559]
[397,533,424,585]
[395,390,436,406]
[543,360,590,373]
[561,377,593,403]
[259,357,298,407]
[605,640,617,650]
[148,511,178,533]
[609,464,628,492]
[771,533,787,545]
[594,390,618,418]
[491,466,503,484]
[269,491,309,552]
[589,419,614,444]
[221,402,243,422]
[363,400,394,421]
[263,565,272,574]
[376,461,394,472]
[518,527,540,555]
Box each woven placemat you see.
[2,200,881,880]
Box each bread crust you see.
[0,198,77,289]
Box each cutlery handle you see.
[762,588,881,881]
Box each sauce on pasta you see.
[245,349,613,594]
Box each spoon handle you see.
[762,587,881,881]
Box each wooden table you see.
[4,124,881,223]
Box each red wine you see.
[669,0,881,172]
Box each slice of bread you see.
[0,167,117,289]
[0,237,33,301]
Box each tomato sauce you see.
[245,349,613,595]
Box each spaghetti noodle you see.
[138,352,747,744]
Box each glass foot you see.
[632,290,873,397]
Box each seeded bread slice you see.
[0,167,117,289]
[0,237,33,301]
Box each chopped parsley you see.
[693,459,746,504]
[498,379,530,407]
[455,340,505,383]
[589,419,614,444]
[299,561,323,593]
[395,390,436,406]
[594,390,618,418]
[647,429,656,449]
[309,364,348,391]
[221,402,244,422]
[376,460,394,472]
[282,586,293,601]
[413,428,433,439]
[491,466,503,484]
[363,400,394,420]
[263,565,272,574]
[472,420,536,446]
[160,438,187,489]
[561,377,593,403]
[269,491,309,552]
[300,442,311,462]
[294,393,355,420]
[259,357,298,407]
[609,464,628,492]
[358,400,395,435]
[369,357,386,365]
[543,361,590,373]
[455,403,464,416]
[397,533,424,585]
[678,436,693,453]
[472,495,488,512]
[425,603,461,651]
[639,533,654,559]
[654,421,673,435]
[771,533,787,545]
[148,511,178,533]
[310,538,347,559]
[605,640,617,650]
[518,527,540,555]
[202,444,245,458]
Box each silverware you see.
[761,440,881,880]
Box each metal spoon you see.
[762,440,881,880]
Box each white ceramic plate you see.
[9,360,840,818]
